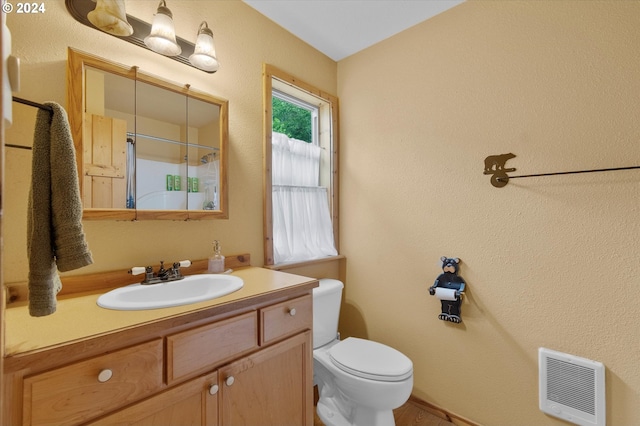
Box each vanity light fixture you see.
[144,0,181,56]
[66,0,221,73]
[189,21,220,73]
[87,0,133,36]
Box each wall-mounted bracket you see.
[483,153,516,188]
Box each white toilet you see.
[313,279,413,426]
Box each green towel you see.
[27,102,93,317]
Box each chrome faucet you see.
[129,260,192,285]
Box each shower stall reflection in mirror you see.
[262,64,339,266]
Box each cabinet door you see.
[219,331,312,426]
[88,371,219,426]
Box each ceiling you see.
[242,0,465,61]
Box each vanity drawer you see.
[22,339,163,426]
[260,294,312,345]
[167,311,258,384]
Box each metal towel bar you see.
[6,96,54,150]
[484,153,640,187]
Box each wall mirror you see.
[67,48,228,220]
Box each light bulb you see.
[144,0,181,56]
[87,0,133,36]
[189,22,220,72]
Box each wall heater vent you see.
[539,348,605,426]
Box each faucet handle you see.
[177,260,191,268]
[157,261,168,278]
[129,267,146,276]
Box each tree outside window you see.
[272,96,313,143]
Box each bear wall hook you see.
[429,256,466,323]
[483,153,516,188]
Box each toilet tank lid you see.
[329,337,413,382]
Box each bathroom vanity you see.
[3,267,316,425]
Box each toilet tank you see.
[313,279,344,349]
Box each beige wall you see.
[4,0,336,282]
[338,1,639,425]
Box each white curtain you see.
[272,132,337,263]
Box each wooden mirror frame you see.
[67,48,229,220]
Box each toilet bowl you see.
[313,279,414,426]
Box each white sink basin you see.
[97,274,244,311]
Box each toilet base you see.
[317,398,395,426]
[315,353,398,426]
[317,398,350,426]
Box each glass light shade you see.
[189,22,220,72]
[144,1,181,56]
[87,0,133,36]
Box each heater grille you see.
[539,348,605,426]
[546,358,595,414]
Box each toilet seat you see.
[329,337,413,382]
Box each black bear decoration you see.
[429,257,466,323]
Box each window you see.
[272,90,317,144]
[263,64,339,266]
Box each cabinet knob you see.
[288,308,297,316]
[209,384,219,395]
[225,376,235,387]
[97,369,113,383]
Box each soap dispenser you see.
[208,240,225,273]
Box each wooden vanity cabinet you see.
[260,295,313,345]
[6,290,314,426]
[22,339,164,426]
[220,331,311,425]
[166,311,259,385]
[87,371,220,426]
[90,331,312,426]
